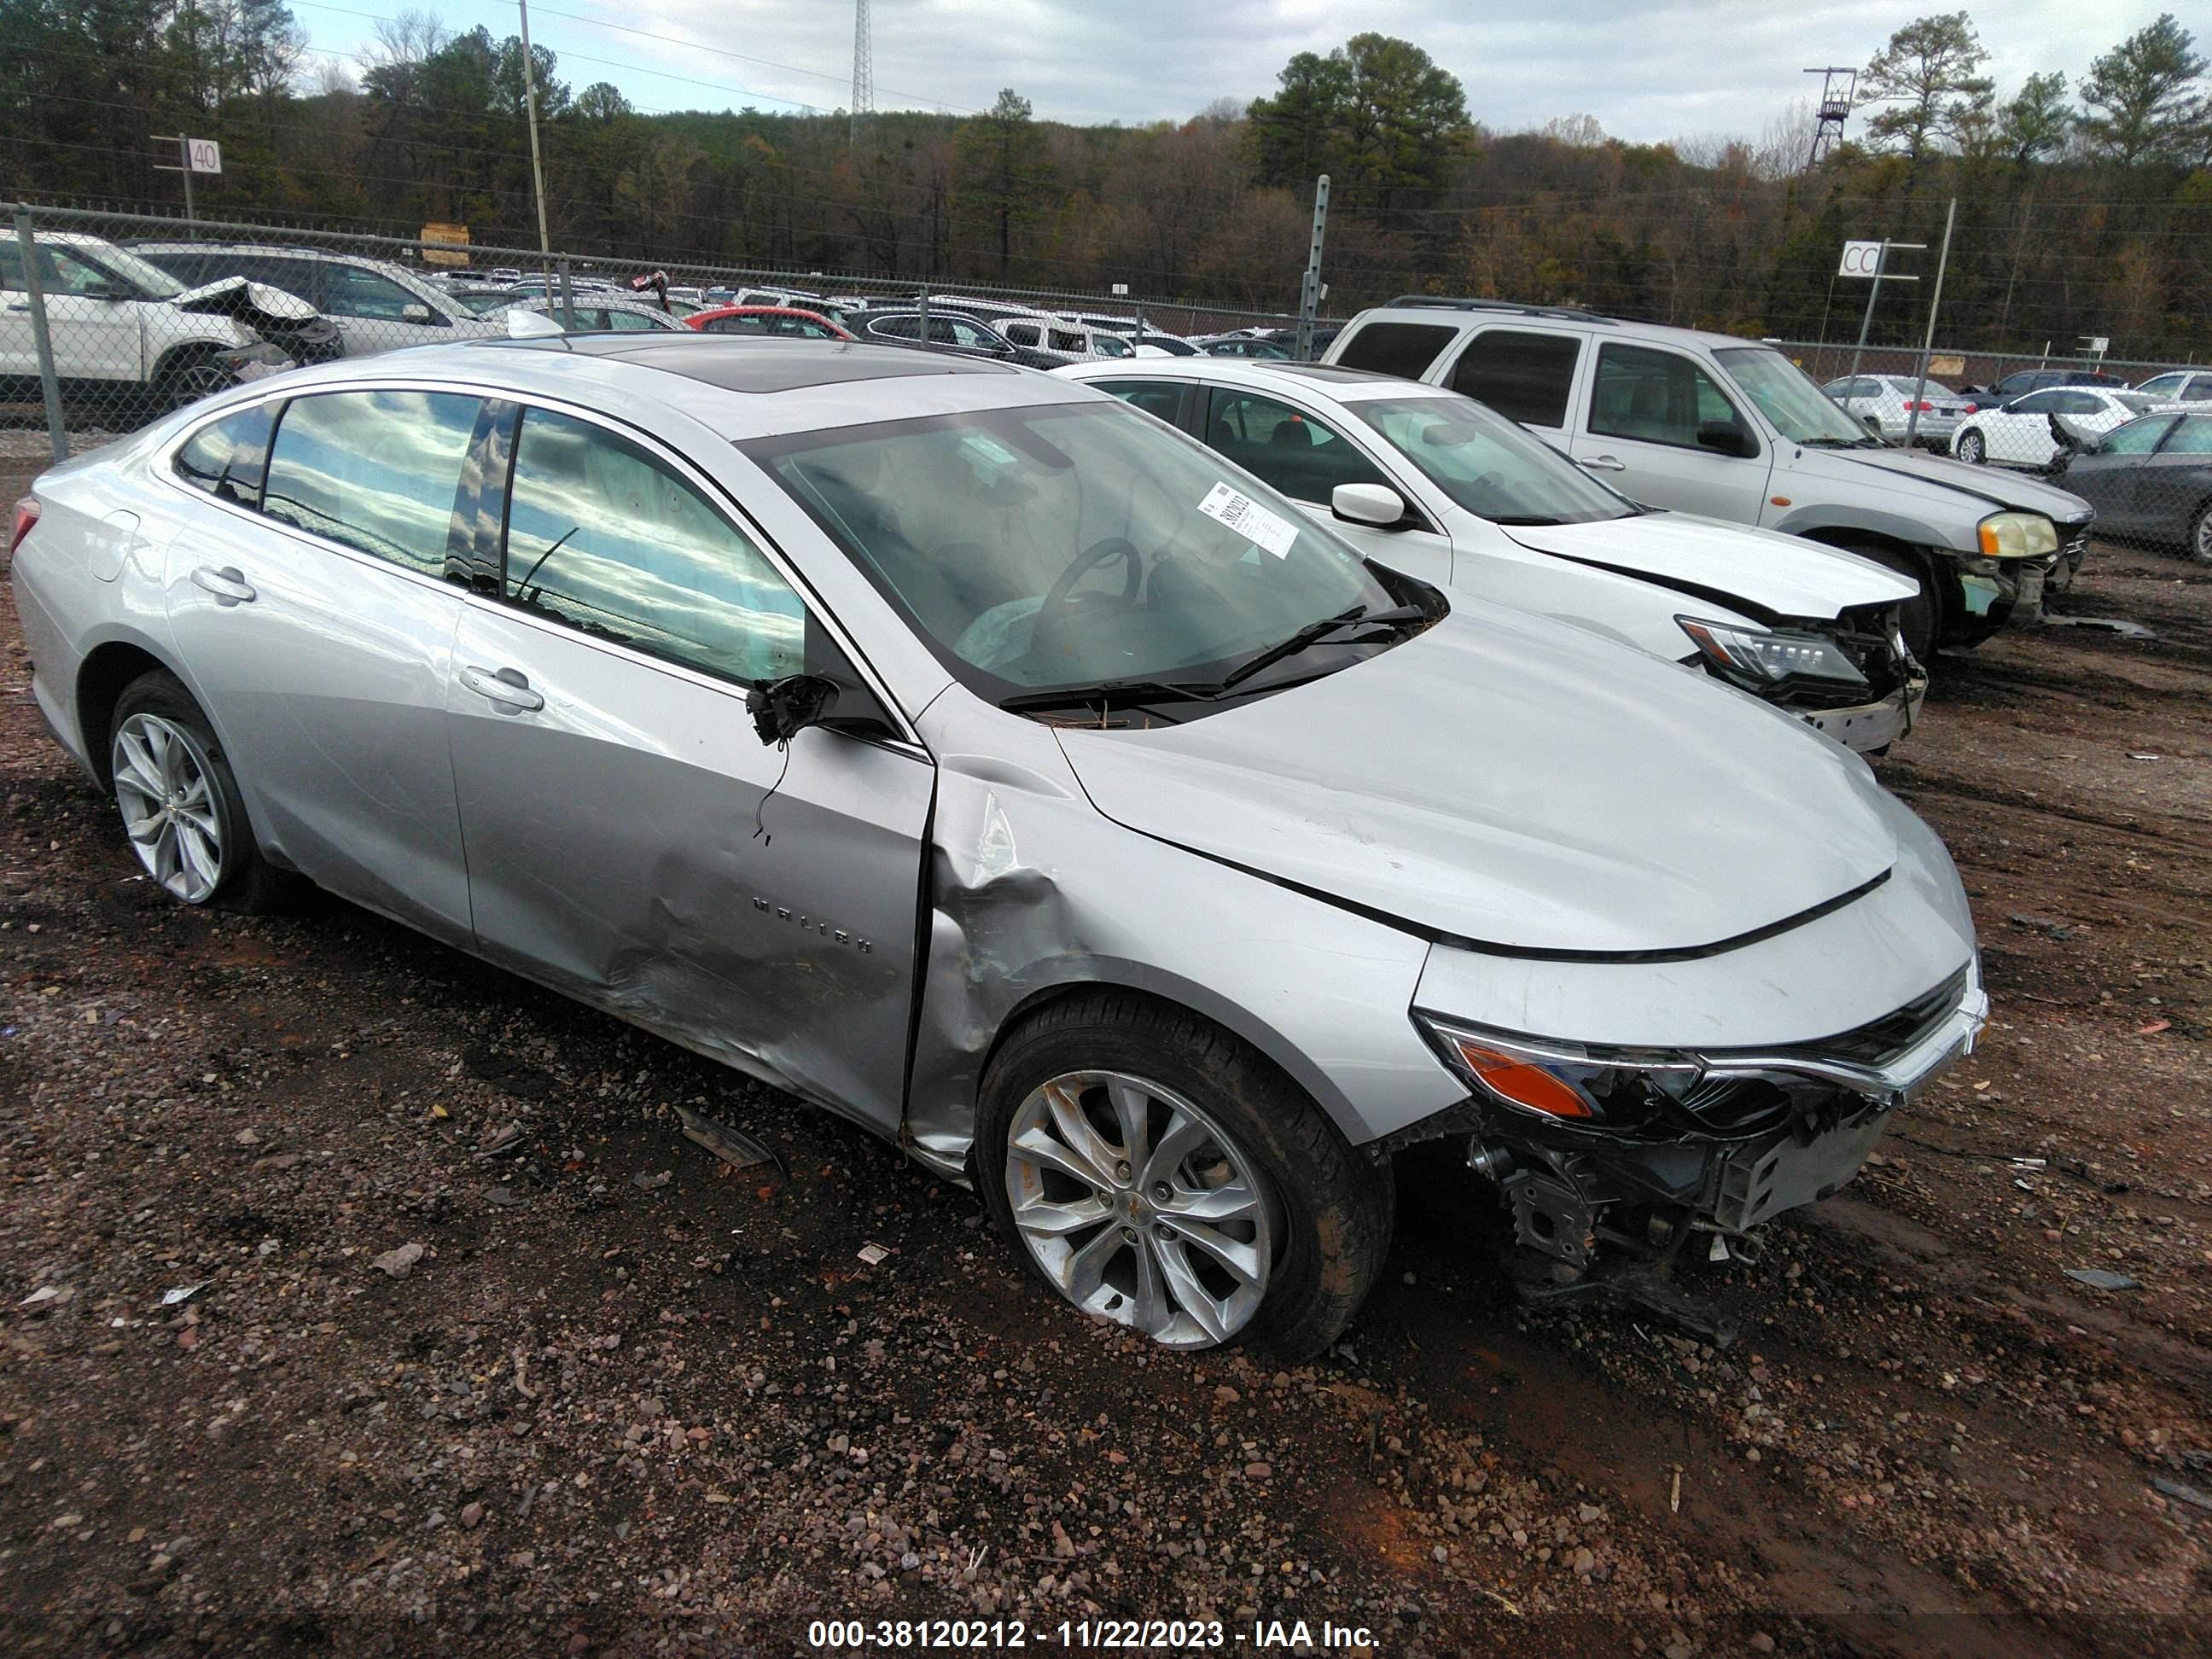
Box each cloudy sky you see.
[300,0,2183,142]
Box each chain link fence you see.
[2,201,1307,465]
[1768,339,2212,561]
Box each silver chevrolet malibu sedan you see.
[8,336,1987,1357]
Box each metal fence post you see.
[14,212,69,467]
[1903,199,1956,451]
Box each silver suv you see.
[1326,298,2098,661]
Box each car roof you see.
[1057,356,1453,404]
[1357,298,1768,355]
[268,335,1086,441]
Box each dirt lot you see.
[2,476,2208,1656]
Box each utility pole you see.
[1902,199,1955,451]
[515,0,556,302]
[1295,174,1330,362]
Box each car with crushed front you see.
[7,335,1987,1357]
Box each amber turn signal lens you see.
[1447,1038,1594,1119]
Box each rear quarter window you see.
[1333,320,1455,381]
[174,403,278,509]
[1448,329,1580,428]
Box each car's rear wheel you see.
[109,672,298,911]
[978,991,1392,1359]
[1955,429,1986,465]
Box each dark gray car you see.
[2058,411,2212,560]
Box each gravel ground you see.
[2,483,2208,1656]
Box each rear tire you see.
[109,671,301,912]
[977,990,1393,1359]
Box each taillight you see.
[1961,402,1978,414]
[8,496,36,559]
[1905,400,1933,412]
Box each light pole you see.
[515,0,557,306]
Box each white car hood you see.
[170,276,322,323]
[1054,600,1901,956]
[1498,511,1917,621]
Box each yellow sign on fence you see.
[420,223,471,267]
[1930,353,1965,377]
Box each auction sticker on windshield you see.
[1198,482,1298,557]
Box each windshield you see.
[748,402,1405,701]
[454,289,515,314]
[1354,393,1633,525]
[1714,347,1874,445]
[2113,393,2157,416]
[87,244,186,300]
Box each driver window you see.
[1588,344,1742,449]
[501,407,804,685]
[325,265,423,321]
[2100,416,2176,455]
[1202,390,1390,504]
[2167,416,2212,455]
[0,242,116,296]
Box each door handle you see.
[1578,454,1627,473]
[459,664,544,712]
[190,564,257,604]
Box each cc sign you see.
[1838,241,1883,278]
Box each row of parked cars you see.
[15,270,2117,1357]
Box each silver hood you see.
[1053,601,1901,957]
[1807,445,2095,523]
[1499,511,1917,621]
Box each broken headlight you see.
[1677,617,1869,686]
[1414,1015,1703,1126]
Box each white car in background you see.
[1820,374,1976,450]
[996,316,1164,360]
[1058,358,1926,753]
[1953,386,2166,469]
[0,230,308,416]
[130,242,499,357]
[2133,370,2212,406]
[492,295,691,333]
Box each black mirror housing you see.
[1695,418,1754,457]
[746,673,839,746]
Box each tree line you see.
[2,3,2206,358]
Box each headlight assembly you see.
[1677,617,1869,686]
[220,343,294,372]
[1976,512,2058,558]
[1414,1015,1703,1126]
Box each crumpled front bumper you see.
[1444,971,1988,1270]
[1784,670,1926,754]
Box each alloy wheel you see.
[1004,1069,1276,1348]
[162,359,234,411]
[111,713,225,903]
[1957,431,1984,464]
[2194,507,2212,564]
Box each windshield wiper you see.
[1218,603,1429,692]
[998,678,1222,713]
[1491,515,1564,526]
[1800,436,1877,449]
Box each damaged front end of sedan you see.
[1677,600,1926,754]
[1399,963,1987,1336]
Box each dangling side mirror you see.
[746,673,839,747]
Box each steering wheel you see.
[1033,537,1143,645]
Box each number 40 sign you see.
[185,138,222,175]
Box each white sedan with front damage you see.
[12,335,1985,1357]
[1059,358,1927,754]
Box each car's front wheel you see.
[1955,429,1986,464]
[109,671,299,911]
[2192,500,2212,565]
[978,991,1392,1359]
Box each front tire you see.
[2192,501,2212,564]
[148,347,234,417]
[109,671,298,911]
[1955,429,1986,465]
[978,991,1393,1359]
[1837,542,1941,664]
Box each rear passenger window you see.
[174,403,277,508]
[1333,321,1454,381]
[262,390,478,574]
[1096,381,1186,422]
[502,408,804,685]
[1449,329,1580,428]
[1203,390,1390,504]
